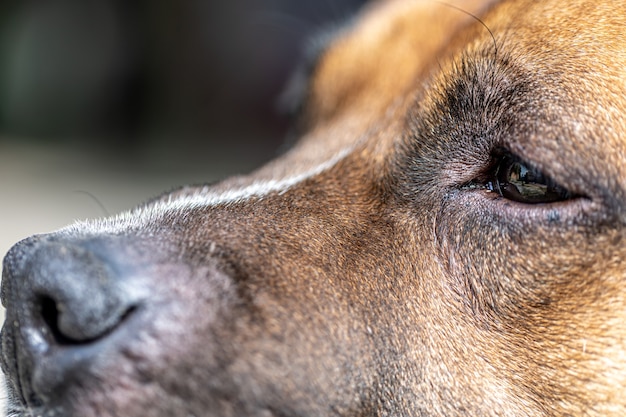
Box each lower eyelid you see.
[454,186,593,225]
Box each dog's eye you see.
[487,155,574,204]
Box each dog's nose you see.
[12,240,135,344]
[1,237,143,402]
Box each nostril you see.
[39,295,72,346]
[38,294,138,346]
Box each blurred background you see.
[0,0,367,406]
[0,0,369,259]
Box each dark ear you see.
[278,20,357,119]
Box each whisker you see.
[433,1,498,59]
[73,190,110,217]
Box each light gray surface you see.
[0,139,263,414]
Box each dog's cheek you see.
[433,200,626,411]
[434,202,623,317]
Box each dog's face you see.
[3,0,626,416]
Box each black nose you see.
[14,240,134,342]
[1,236,142,404]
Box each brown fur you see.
[2,0,626,416]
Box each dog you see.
[3,0,626,415]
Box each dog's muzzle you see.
[0,235,146,407]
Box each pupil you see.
[495,156,571,204]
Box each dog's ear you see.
[278,24,353,121]
[298,1,495,130]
